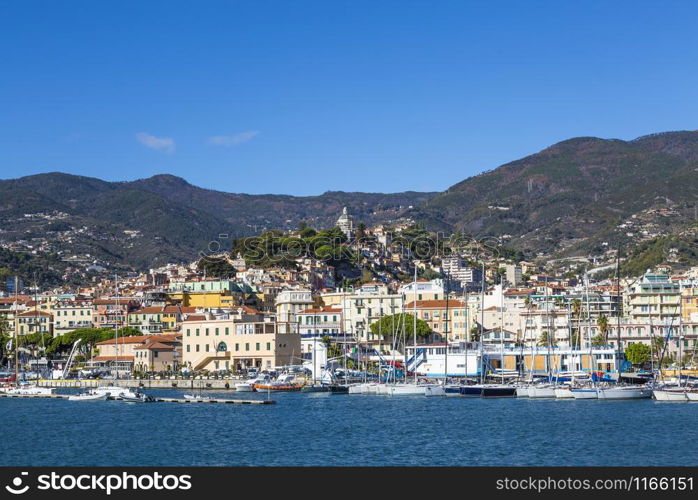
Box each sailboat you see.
[93,274,152,402]
[4,277,55,396]
[597,250,651,400]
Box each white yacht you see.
[2,384,55,396]
[91,385,141,400]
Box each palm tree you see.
[537,330,556,347]
[597,314,609,343]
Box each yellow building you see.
[181,318,301,372]
[683,288,698,323]
[167,291,237,308]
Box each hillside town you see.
[1,207,696,380]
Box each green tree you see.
[591,334,606,346]
[597,314,609,343]
[625,343,651,367]
[370,313,431,345]
[537,330,557,347]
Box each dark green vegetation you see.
[369,313,431,344]
[0,247,75,289]
[0,173,434,270]
[4,130,698,275]
[412,131,698,261]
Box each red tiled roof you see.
[18,310,53,317]
[134,342,175,350]
[96,334,179,346]
[183,315,207,322]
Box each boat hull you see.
[515,387,530,397]
[554,388,574,399]
[528,387,557,398]
[570,388,598,399]
[68,394,108,401]
[424,386,445,397]
[481,386,516,398]
[459,386,483,397]
[597,387,652,400]
[653,389,687,401]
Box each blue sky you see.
[1,1,697,195]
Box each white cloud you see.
[135,132,175,154]
[207,130,259,147]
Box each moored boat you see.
[515,386,530,398]
[554,387,575,399]
[481,384,516,398]
[570,387,598,399]
[528,385,557,398]
[596,385,652,400]
[254,373,302,392]
[652,387,688,402]
[68,392,108,402]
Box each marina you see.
[2,388,698,466]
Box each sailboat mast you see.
[444,271,450,384]
[413,265,417,384]
[500,272,504,384]
[615,245,622,379]
[114,274,119,380]
[479,262,485,384]
[14,276,19,387]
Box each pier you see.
[0,393,275,404]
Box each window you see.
[245,343,250,351]
[196,345,200,352]
[217,342,227,352]
[256,343,260,351]
[196,329,199,336]
[205,344,209,352]
[205,328,209,336]
[186,329,190,337]
[235,343,239,351]
[266,342,271,351]
[215,328,219,336]
[225,327,229,335]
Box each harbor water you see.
[2,389,697,466]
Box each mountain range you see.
[2,129,698,273]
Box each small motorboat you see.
[254,373,302,392]
[183,394,213,401]
[68,392,108,402]
[92,386,141,400]
[236,375,270,392]
[119,392,154,403]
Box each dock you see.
[0,393,275,404]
